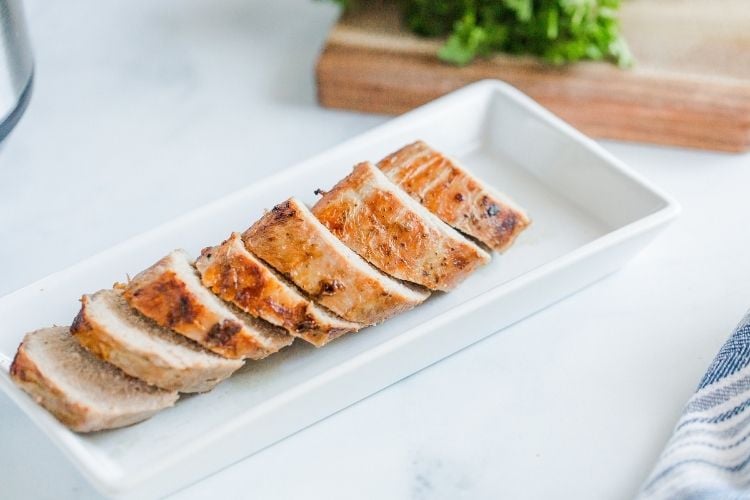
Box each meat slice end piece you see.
[10,326,178,433]
[378,140,531,252]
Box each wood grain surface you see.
[316,0,750,152]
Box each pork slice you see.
[313,162,490,291]
[122,249,293,360]
[243,198,429,325]
[378,141,530,252]
[197,232,361,347]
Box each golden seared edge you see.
[197,233,361,347]
[243,198,430,325]
[378,141,531,252]
[71,289,244,393]
[10,326,178,433]
[313,162,490,291]
[122,249,293,360]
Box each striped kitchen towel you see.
[640,310,750,499]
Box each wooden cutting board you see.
[316,0,750,152]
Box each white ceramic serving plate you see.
[0,80,679,498]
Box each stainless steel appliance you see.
[0,0,32,144]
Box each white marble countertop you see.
[1,1,749,498]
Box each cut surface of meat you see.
[71,289,243,392]
[10,326,178,433]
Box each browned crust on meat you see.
[291,312,354,347]
[205,319,243,346]
[197,233,360,347]
[70,297,116,363]
[122,255,278,360]
[312,162,490,291]
[124,269,206,331]
[378,141,531,252]
[243,198,427,325]
[10,339,90,431]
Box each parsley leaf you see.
[328,0,632,67]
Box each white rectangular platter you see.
[0,80,679,499]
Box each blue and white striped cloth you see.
[640,311,750,499]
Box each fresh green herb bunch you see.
[329,0,632,67]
